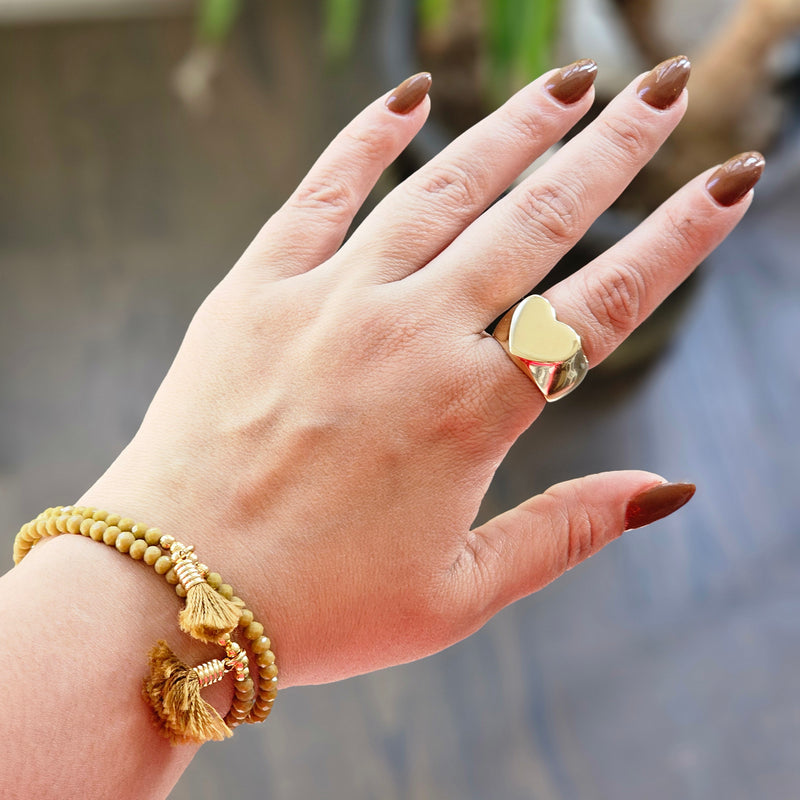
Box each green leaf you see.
[196,0,243,43]
[419,0,452,32]
[486,0,560,102]
[324,0,363,61]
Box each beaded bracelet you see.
[13,506,278,745]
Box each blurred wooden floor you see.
[1,10,799,800]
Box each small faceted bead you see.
[66,515,83,534]
[36,519,48,537]
[218,584,234,600]
[259,664,278,681]
[255,649,275,666]
[79,518,93,536]
[175,585,187,598]
[252,635,271,654]
[117,517,134,532]
[206,572,222,589]
[165,568,179,585]
[103,525,121,546]
[92,509,109,521]
[46,518,59,535]
[245,622,263,640]
[115,531,136,553]
[129,539,148,560]
[159,534,175,550]
[238,609,254,628]
[262,687,278,700]
[105,513,121,527]
[130,523,148,539]
[143,546,162,566]
[56,514,71,532]
[89,521,107,541]
[154,555,172,575]
[144,527,162,545]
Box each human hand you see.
[78,57,763,689]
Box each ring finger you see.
[544,151,765,367]
[475,151,764,429]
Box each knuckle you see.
[290,177,355,221]
[565,501,598,570]
[516,181,583,246]
[598,115,651,160]
[583,263,647,332]
[505,105,550,147]
[415,160,484,213]
[341,125,388,164]
[663,206,705,254]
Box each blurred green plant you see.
[195,0,561,103]
[485,0,560,101]
[324,0,560,102]
[196,0,242,43]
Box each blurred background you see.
[1,1,799,798]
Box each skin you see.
[0,61,755,799]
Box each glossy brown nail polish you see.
[545,58,598,104]
[386,72,432,114]
[706,151,766,206]
[625,482,696,530]
[637,55,691,109]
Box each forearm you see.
[0,529,233,799]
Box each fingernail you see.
[625,482,696,530]
[706,151,766,206]
[637,55,691,109]
[545,58,598,105]
[385,72,432,114]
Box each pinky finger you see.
[237,73,432,280]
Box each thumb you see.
[458,471,695,614]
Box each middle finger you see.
[332,59,599,282]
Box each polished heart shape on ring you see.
[507,295,581,364]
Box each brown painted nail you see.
[706,151,765,206]
[625,482,696,530]
[545,58,598,104]
[637,55,691,109]
[385,72,432,114]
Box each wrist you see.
[74,438,298,689]
[24,532,236,720]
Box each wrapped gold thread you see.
[173,552,206,592]
[170,542,241,643]
[194,658,228,688]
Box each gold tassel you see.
[142,640,232,745]
[172,547,241,643]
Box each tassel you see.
[172,547,241,643]
[142,640,232,745]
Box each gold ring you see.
[492,295,588,402]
